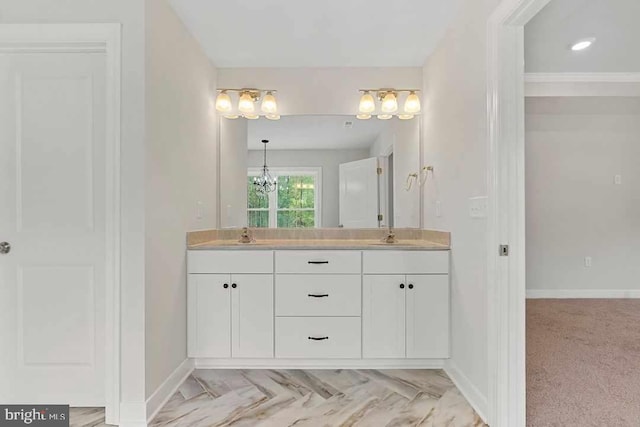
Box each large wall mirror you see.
[219,115,422,229]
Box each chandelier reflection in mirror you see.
[253,139,277,197]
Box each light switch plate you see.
[469,196,488,218]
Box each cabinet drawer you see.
[363,251,449,274]
[275,275,361,316]
[188,251,273,274]
[275,251,360,274]
[275,317,361,359]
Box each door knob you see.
[0,242,10,254]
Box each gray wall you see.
[145,0,218,398]
[248,149,370,227]
[526,97,640,293]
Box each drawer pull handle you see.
[308,294,329,298]
[308,336,329,341]
[308,261,329,265]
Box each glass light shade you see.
[404,91,421,114]
[261,92,278,114]
[266,114,280,120]
[238,92,255,114]
[215,91,232,112]
[398,114,414,120]
[356,114,371,120]
[223,114,239,119]
[377,114,392,120]
[358,92,375,113]
[381,92,398,113]
[243,114,259,120]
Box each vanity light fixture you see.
[404,91,421,114]
[215,90,232,112]
[356,89,421,120]
[261,91,278,114]
[238,91,256,114]
[253,139,277,196]
[265,113,281,121]
[358,91,376,113]
[215,88,279,119]
[381,91,398,113]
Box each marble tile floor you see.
[70,369,486,427]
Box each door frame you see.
[0,24,122,425]
[486,1,551,426]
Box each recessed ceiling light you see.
[571,38,595,51]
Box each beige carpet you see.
[527,299,640,427]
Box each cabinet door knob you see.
[400,284,405,289]
[231,283,237,289]
[223,283,229,289]
[408,284,414,289]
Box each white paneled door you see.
[339,157,380,228]
[0,52,107,405]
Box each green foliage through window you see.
[247,172,317,228]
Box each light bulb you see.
[381,92,398,113]
[377,114,392,120]
[359,91,375,113]
[215,91,232,112]
[398,114,414,120]
[404,91,421,114]
[243,114,259,120]
[261,91,278,114]
[266,114,280,120]
[356,114,371,120]
[238,91,255,114]
[571,38,595,51]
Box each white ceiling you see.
[167,0,461,67]
[525,0,640,72]
[246,115,387,150]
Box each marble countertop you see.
[188,239,449,251]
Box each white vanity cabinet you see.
[187,248,450,366]
[187,252,274,358]
[362,251,450,359]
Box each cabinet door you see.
[188,274,231,358]
[406,275,450,358]
[231,274,274,358]
[363,275,406,358]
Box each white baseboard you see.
[444,360,488,424]
[118,401,147,427]
[526,289,640,299]
[146,358,194,424]
[194,357,446,370]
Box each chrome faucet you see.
[382,228,397,244]
[238,227,254,244]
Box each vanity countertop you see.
[188,239,449,251]
[187,228,451,251]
